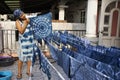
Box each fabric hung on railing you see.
[45,40,58,60]
[52,31,90,51]
[111,46,120,50]
[88,45,120,58]
[32,45,51,80]
[53,30,120,80]
[61,47,115,79]
[69,56,113,80]
[45,40,71,77]
[46,39,114,79]
[62,46,120,80]
[29,12,67,80]
[32,44,66,80]
[51,30,120,79]
[28,11,120,80]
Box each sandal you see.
[26,72,33,77]
[16,74,22,79]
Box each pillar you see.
[85,0,98,45]
[86,0,98,37]
[58,5,68,20]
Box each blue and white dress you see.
[18,22,35,62]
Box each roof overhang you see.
[0,0,59,14]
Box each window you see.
[105,1,116,12]
[104,15,110,25]
[80,10,86,23]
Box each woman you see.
[13,9,34,79]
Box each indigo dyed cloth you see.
[32,45,41,66]
[62,47,116,79]
[74,52,115,79]
[45,40,58,60]
[18,24,35,62]
[30,12,52,40]
[61,51,70,77]
[70,56,113,80]
[55,50,70,77]
[40,52,51,80]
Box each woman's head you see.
[13,9,26,20]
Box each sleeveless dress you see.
[18,22,35,62]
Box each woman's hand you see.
[23,18,30,25]
[16,18,30,34]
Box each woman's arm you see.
[15,19,29,34]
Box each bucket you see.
[0,70,12,80]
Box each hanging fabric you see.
[30,12,52,41]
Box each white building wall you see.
[99,0,117,34]
[98,0,119,45]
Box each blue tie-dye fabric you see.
[70,56,113,80]
[30,12,52,40]
[61,47,114,79]
[45,40,58,60]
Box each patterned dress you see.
[18,22,35,62]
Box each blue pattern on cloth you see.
[32,45,51,80]
[56,50,70,77]
[32,45,41,66]
[45,40,58,60]
[60,46,113,80]
[62,46,116,79]
[40,50,51,80]
[32,45,66,80]
[45,40,70,77]
[18,24,35,62]
[47,30,120,80]
[60,51,70,77]
[70,56,113,80]
[30,12,52,40]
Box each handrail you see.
[0,29,86,52]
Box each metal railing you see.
[0,29,86,53]
[0,29,17,53]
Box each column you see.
[85,0,98,45]
[86,0,98,37]
[58,5,68,20]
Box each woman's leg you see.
[17,60,23,78]
[26,60,32,76]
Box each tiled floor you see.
[0,58,69,80]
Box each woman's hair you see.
[13,9,23,20]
